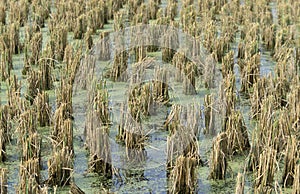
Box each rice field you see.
[0,0,299,193]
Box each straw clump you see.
[224,111,250,155]
[31,0,51,28]
[85,80,112,177]
[165,0,178,21]
[24,30,42,72]
[131,3,150,25]
[108,50,128,82]
[221,72,236,131]
[8,22,21,55]
[47,145,73,187]
[204,94,215,135]
[287,83,300,133]
[73,15,87,40]
[237,23,260,95]
[162,28,179,63]
[49,23,68,62]
[180,4,197,35]
[63,43,82,87]
[117,106,147,164]
[125,123,147,163]
[148,0,160,20]
[250,76,272,119]
[247,96,280,172]
[7,75,22,118]
[183,62,197,95]
[17,158,41,194]
[26,70,42,104]
[97,32,111,61]
[153,66,169,104]
[0,29,13,81]
[128,83,153,120]
[9,0,28,27]
[167,125,200,169]
[239,53,260,95]
[170,155,197,194]
[17,109,41,163]
[87,126,112,177]
[39,47,54,91]
[209,132,229,180]
[52,105,73,152]
[48,76,75,186]
[282,136,299,187]
[16,108,42,193]
[172,51,188,82]
[118,85,148,163]
[254,148,277,194]
[166,103,201,193]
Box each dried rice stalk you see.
[282,136,299,187]
[170,155,197,194]
[254,148,277,194]
[209,132,228,180]
[235,172,245,194]
[225,111,250,155]
[48,146,73,186]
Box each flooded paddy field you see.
[0,0,299,193]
